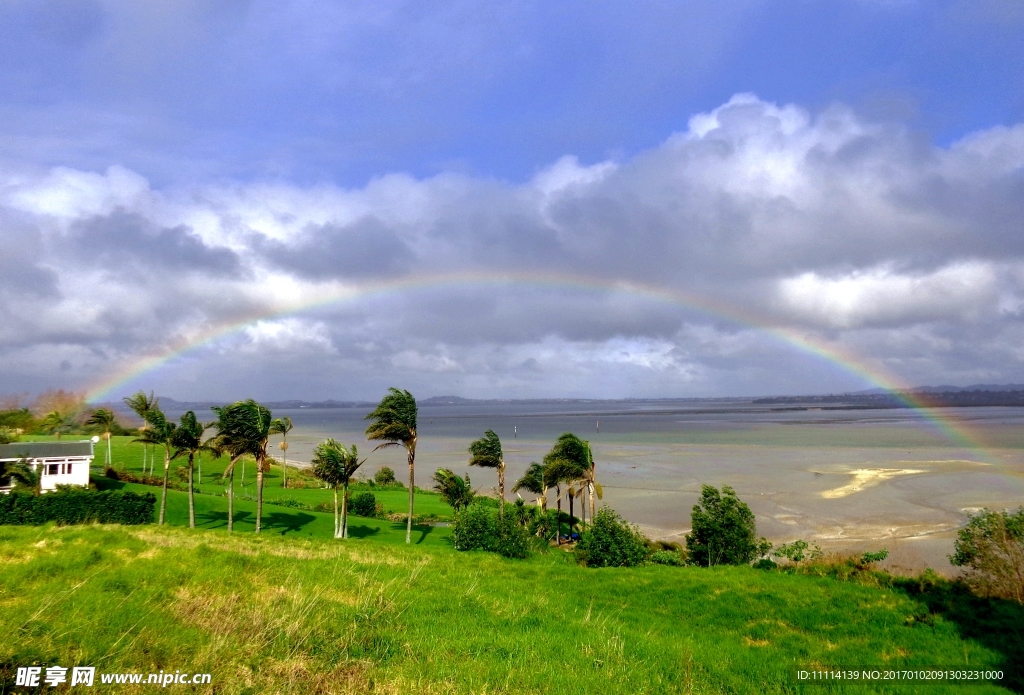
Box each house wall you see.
[0,456,93,493]
[36,458,92,491]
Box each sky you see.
[1,0,1023,402]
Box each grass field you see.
[5,435,1021,693]
[1,522,1020,694]
[30,435,456,522]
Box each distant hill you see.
[852,383,1024,395]
[755,387,1024,409]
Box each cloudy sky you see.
[1,0,1023,402]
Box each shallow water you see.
[215,400,1024,573]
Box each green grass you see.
[28,435,455,521]
[1,521,1020,694]
[93,476,452,546]
[6,435,1021,693]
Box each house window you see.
[47,464,59,475]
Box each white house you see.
[0,440,95,493]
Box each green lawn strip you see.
[92,476,452,547]
[24,435,454,520]
[0,524,1012,695]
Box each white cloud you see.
[776,262,1001,329]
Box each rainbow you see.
[84,269,983,451]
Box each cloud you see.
[2,94,1024,399]
[775,262,1001,329]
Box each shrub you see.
[349,491,379,518]
[685,485,769,567]
[753,558,777,570]
[452,503,496,552]
[105,467,172,489]
[449,503,530,558]
[374,467,397,485]
[650,549,685,566]
[772,539,823,564]
[574,507,649,568]
[493,511,531,559]
[0,489,155,525]
[950,507,1024,604]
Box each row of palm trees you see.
[512,432,602,543]
[119,392,294,532]
[110,387,601,546]
[431,428,603,545]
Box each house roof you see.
[0,441,94,460]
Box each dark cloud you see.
[69,210,241,275]
[257,217,413,279]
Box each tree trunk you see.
[589,478,596,523]
[159,447,170,525]
[556,492,562,545]
[541,485,548,513]
[406,446,415,544]
[498,461,505,517]
[282,440,287,488]
[255,457,264,534]
[342,481,349,539]
[227,462,235,532]
[569,493,575,540]
[188,453,196,529]
[333,488,340,538]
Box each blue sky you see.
[1,0,1023,401]
[2,1,1021,186]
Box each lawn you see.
[0,520,1020,694]
[93,476,452,547]
[28,435,456,521]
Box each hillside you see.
[1,521,1019,694]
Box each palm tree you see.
[210,400,273,533]
[85,408,116,469]
[310,439,365,539]
[132,406,176,525]
[432,468,475,515]
[270,417,293,488]
[579,442,603,527]
[171,411,219,529]
[513,462,547,513]
[124,391,158,475]
[543,433,590,544]
[468,429,505,516]
[365,388,418,544]
[1,458,40,494]
[41,411,71,440]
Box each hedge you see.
[0,489,155,526]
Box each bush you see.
[374,467,397,485]
[450,503,531,558]
[105,466,172,489]
[950,507,1024,604]
[349,491,380,518]
[650,549,685,566]
[452,503,496,552]
[0,489,155,525]
[772,539,823,564]
[685,485,769,567]
[493,511,531,559]
[574,507,649,568]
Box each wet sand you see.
[242,400,1024,575]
